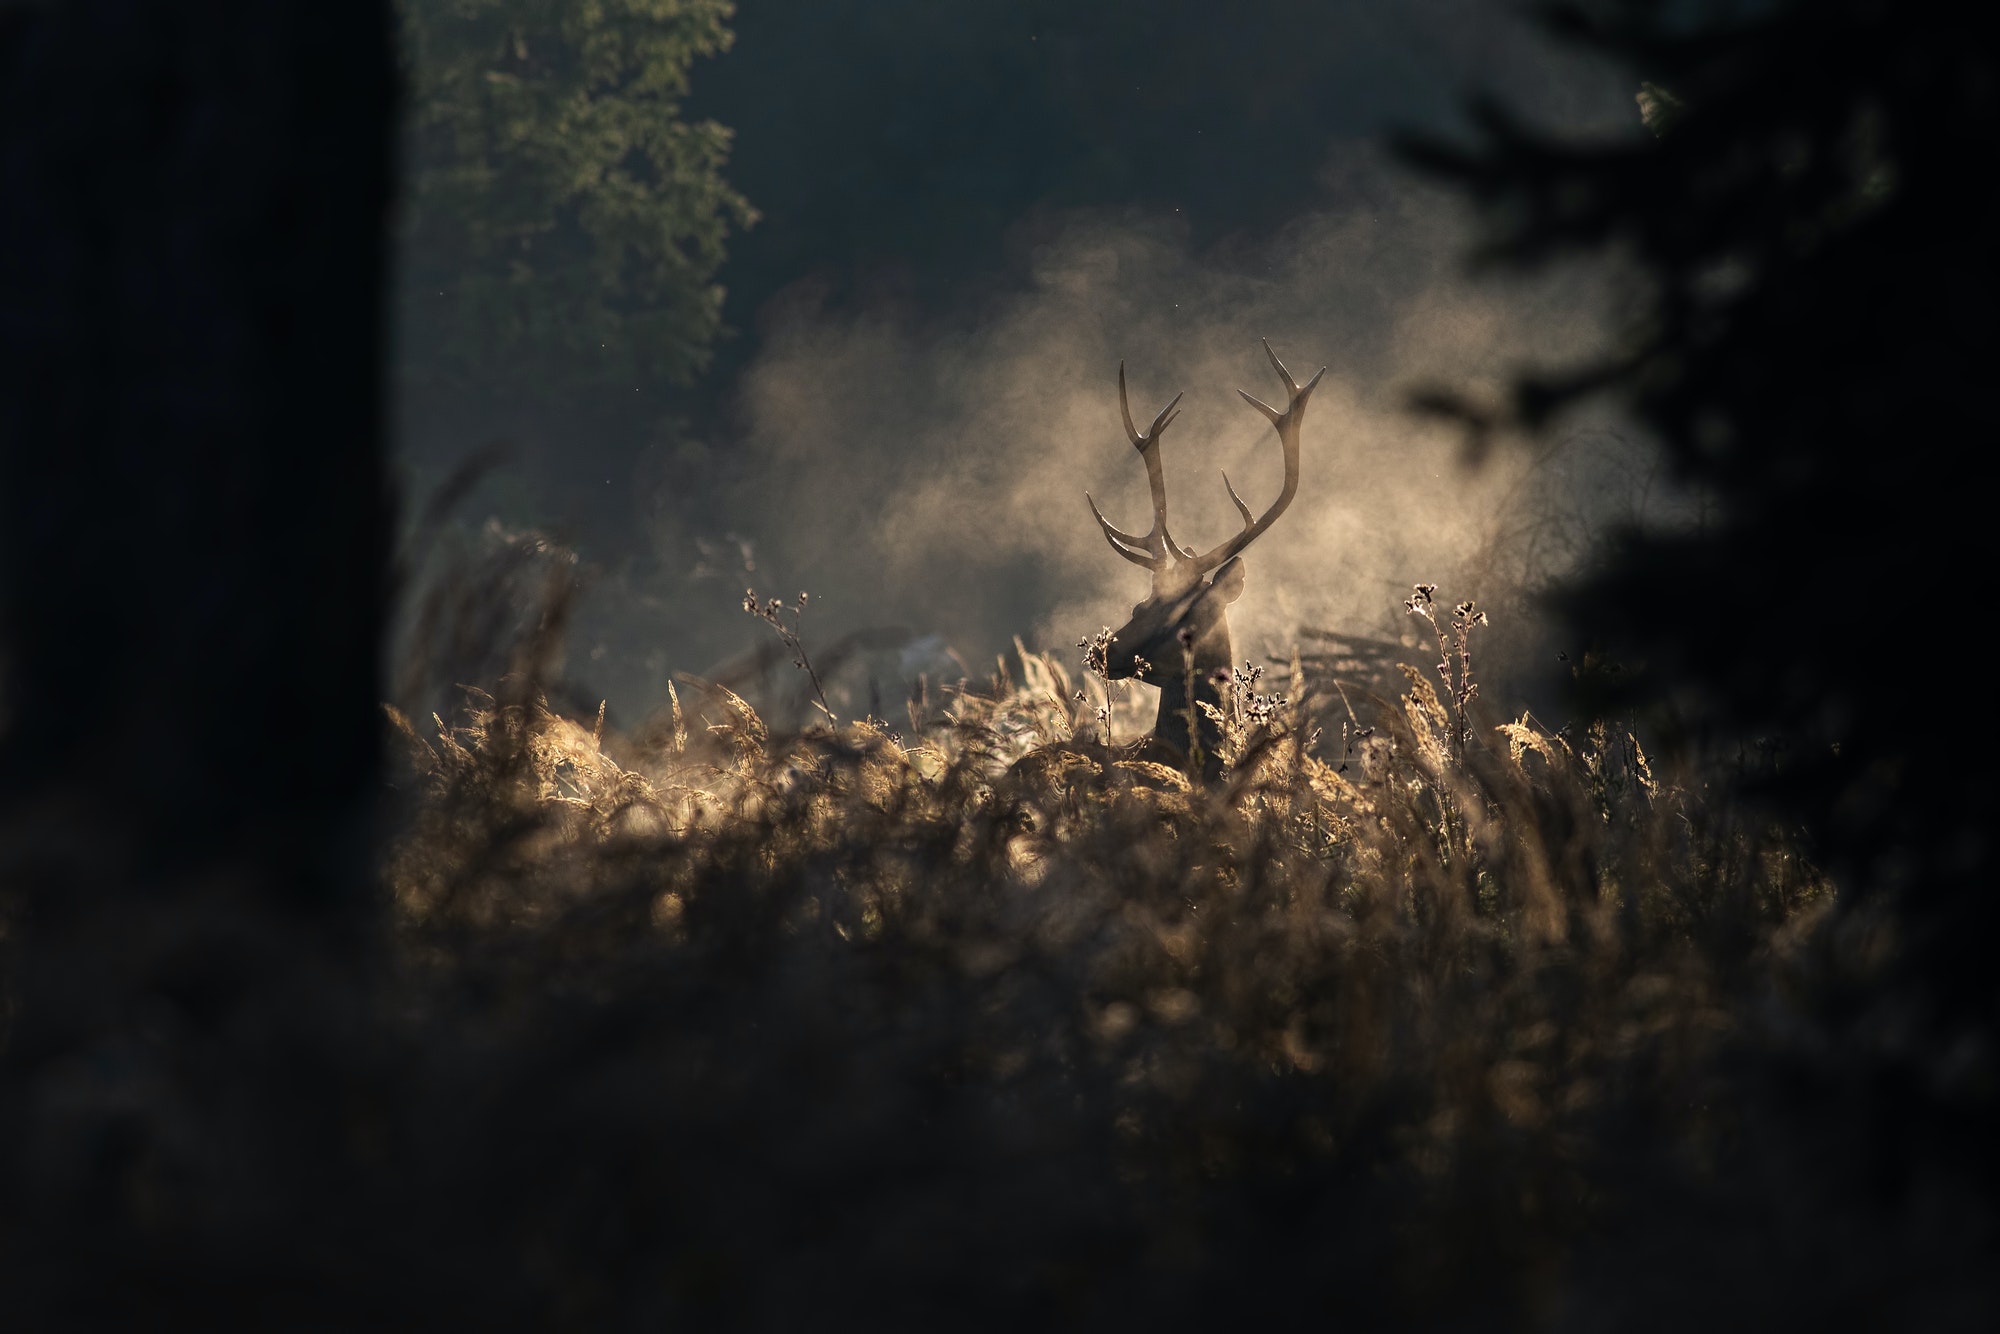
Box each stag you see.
[1086,340,1323,779]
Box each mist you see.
[390,1,1678,733]
[579,154,1670,729]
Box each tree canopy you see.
[395,0,754,401]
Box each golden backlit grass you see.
[374,596,1839,1321]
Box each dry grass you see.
[358,575,1878,1326]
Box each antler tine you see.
[1087,492,1157,560]
[1087,493,1163,570]
[1093,361,1190,575]
[1118,361,1185,450]
[1220,471,1253,527]
[1189,342,1327,573]
[1237,387,1284,425]
[1263,336,1300,396]
[1118,362,1142,447]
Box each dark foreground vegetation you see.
[374,613,1867,1328]
[3,0,1996,1329]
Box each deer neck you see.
[1149,620,1234,776]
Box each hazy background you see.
[392,0,1668,729]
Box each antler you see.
[1086,362,1187,572]
[1187,339,1325,573]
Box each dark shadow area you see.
[1404,0,1998,1109]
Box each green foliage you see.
[395,0,755,398]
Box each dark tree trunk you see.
[0,3,395,906]
[0,6,398,1320]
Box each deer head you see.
[1086,340,1323,777]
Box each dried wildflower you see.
[743,586,836,725]
[1079,627,1117,680]
[1406,584,1489,756]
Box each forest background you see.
[393,0,1656,727]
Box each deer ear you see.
[1210,556,1247,605]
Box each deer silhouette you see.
[1086,340,1323,779]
